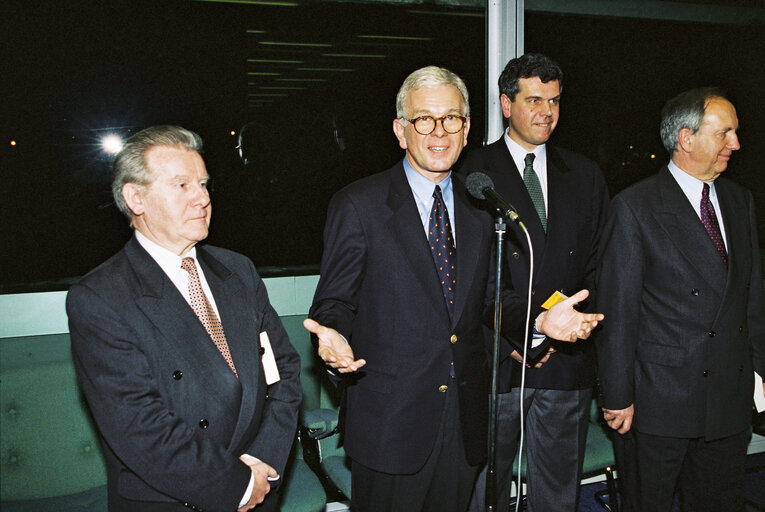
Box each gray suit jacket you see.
[67,236,302,511]
[596,165,765,440]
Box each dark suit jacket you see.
[460,140,609,391]
[67,236,302,512]
[309,161,527,474]
[596,166,765,440]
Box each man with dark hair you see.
[597,89,765,511]
[67,125,302,512]
[463,53,610,512]
[304,65,603,512]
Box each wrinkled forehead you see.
[406,84,466,116]
[145,145,207,181]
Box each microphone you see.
[466,172,523,226]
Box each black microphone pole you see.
[486,213,506,512]
[465,172,525,511]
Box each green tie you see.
[523,153,546,232]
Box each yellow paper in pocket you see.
[541,290,568,310]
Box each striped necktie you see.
[700,183,727,268]
[523,153,547,232]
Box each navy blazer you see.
[460,140,610,391]
[67,236,302,512]
[309,161,528,474]
[596,166,765,440]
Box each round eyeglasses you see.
[404,115,467,135]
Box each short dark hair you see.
[659,87,727,154]
[498,53,563,101]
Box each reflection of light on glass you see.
[10,140,17,146]
[101,134,124,154]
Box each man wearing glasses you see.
[304,66,603,512]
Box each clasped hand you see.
[237,456,278,511]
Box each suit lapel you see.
[126,238,242,423]
[653,167,727,295]
[197,247,265,451]
[490,141,546,269]
[543,147,580,272]
[385,163,455,322]
[712,180,744,322]
[452,177,486,324]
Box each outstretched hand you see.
[536,289,603,342]
[303,318,367,373]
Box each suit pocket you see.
[352,366,396,395]
[636,342,686,367]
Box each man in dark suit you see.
[597,88,765,512]
[66,125,302,512]
[303,65,604,512]
[463,53,609,512]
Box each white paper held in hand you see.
[259,331,281,385]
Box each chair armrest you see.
[302,408,340,439]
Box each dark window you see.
[3,0,485,292]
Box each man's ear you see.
[677,127,694,153]
[500,93,513,119]
[122,183,146,216]
[393,118,408,150]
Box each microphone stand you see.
[486,213,506,512]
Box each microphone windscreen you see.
[465,172,495,200]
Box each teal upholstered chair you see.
[582,399,619,511]
[300,339,352,501]
[257,315,328,511]
[0,344,108,512]
[303,404,352,500]
[1,323,328,512]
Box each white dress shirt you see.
[668,160,728,250]
[504,131,549,212]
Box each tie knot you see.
[524,153,535,168]
[702,182,710,198]
[433,184,443,200]
[181,257,197,274]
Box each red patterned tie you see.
[700,183,728,268]
[181,257,238,375]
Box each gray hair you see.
[659,87,725,154]
[112,125,203,219]
[395,66,470,119]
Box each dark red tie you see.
[428,185,456,318]
[700,183,727,268]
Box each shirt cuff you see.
[238,454,280,508]
[531,320,546,348]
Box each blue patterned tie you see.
[523,153,547,232]
[429,185,456,318]
[700,183,727,268]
